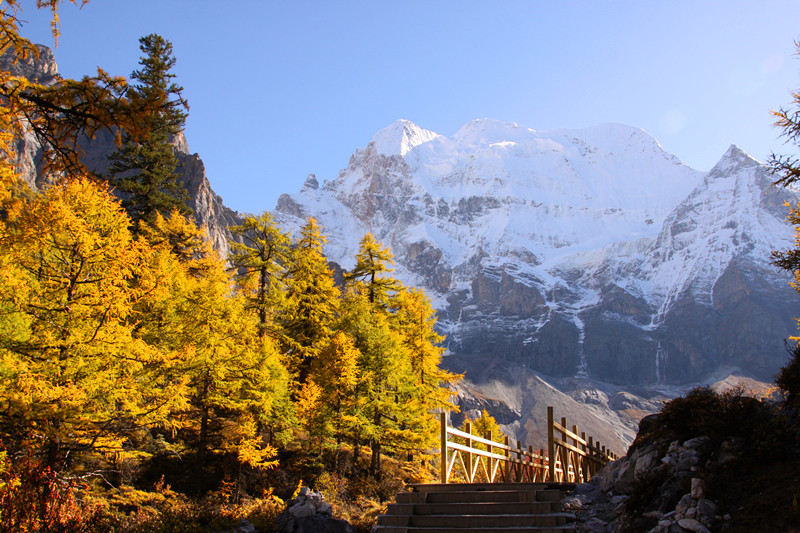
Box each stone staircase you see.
[373,482,576,533]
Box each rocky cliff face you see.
[4,45,241,255]
[274,119,800,390]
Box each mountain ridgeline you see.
[12,47,799,390]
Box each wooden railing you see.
[547,406,617,483]
[439,406,617,484]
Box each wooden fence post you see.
[580,430,587,482]
[466,421,473,483]
[440,412,447,483]
[561,417,568,482]
[547,406,555,482]
[504,436,511,482]
[539,448,545,482]
[487,429,493,483]
[527,445,534,481]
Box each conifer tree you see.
[0,178,186,468]
[229,211,291,339]
[343,236,414,476]
[281,217,340,384]
[338,287,413,477]
[341,236,460,476]
[107,33,191,229]
[0,2,133,180]
[345,233,402,306]
[392,287,460,445]
[307,331,363,467]
[134,214,291,469]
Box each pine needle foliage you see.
[107,33,191,229]
[229,211,291,340]
[281,217,340,385]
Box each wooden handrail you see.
[547,406,617,483]
[439,407,617,484]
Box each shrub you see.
[658,386,726,442]
[777,341,800,408]
[636,386,796,461]
[0,450,100,533]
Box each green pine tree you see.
[107,33,191,230]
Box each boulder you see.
[275,488,354,533]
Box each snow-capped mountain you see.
[275,118,800,388]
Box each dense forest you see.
[0,2,462,531]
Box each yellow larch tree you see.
[341,235,460,477]
[134,212,291,470]
[338,286,412,477]
[306,331,363,467]
[0,177,186,468]
[391,287,460,455]
[229,211,291,340]
[281,216,340,386]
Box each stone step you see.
[377,512,574,528]
[386,501,561,516]
[375,483,577,533]
[372,526,576,533]
[406,483,555,493]
[397,488,562,504]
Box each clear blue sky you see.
[16,1,800,214]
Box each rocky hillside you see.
[566,387,800,532]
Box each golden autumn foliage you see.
[338,236,460,477]
[229,211,290,340]
[0,177,187,466]
[0,4,461,529]
[281,217,339,384]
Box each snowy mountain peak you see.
[709,145,763,174]
[452,118,530,145]
[369,119,440,157]
[560,123,656,148]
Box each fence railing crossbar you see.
[439,406,617,484]
[551,420,609,464]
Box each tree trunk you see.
[352,436,361,475]
[370,440,382,479]
[198,375,210,466]
[46,436,61,469]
